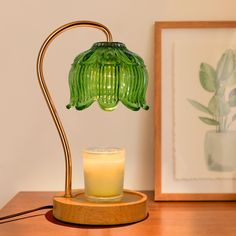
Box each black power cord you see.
[0,205,53,221]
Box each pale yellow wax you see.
[83,148,125,199]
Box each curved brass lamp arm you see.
[36,21,113,198]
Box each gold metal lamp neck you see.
[36,21,113,198]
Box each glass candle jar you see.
[83,147,125,202]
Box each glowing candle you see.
[83,147,125,202]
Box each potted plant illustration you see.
[188,49,236,171]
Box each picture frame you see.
[154,21,236,201]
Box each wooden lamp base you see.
[53,189,148,225]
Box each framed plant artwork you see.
[154,21,236,201]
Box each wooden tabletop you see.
[1,191,236,236]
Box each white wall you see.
[0,0,235,208]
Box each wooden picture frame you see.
[154,21,236,201]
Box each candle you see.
[83,147,125,202]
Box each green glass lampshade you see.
[66,42,149,111]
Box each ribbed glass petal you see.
[66,42,149,111]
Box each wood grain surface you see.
[1,191,236,235]
[53,190,147,225]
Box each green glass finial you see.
[66,42,149,111]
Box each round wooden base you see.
[53,189,148,225]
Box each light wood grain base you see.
[53,189,148,225]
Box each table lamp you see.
[36,20,149,225]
